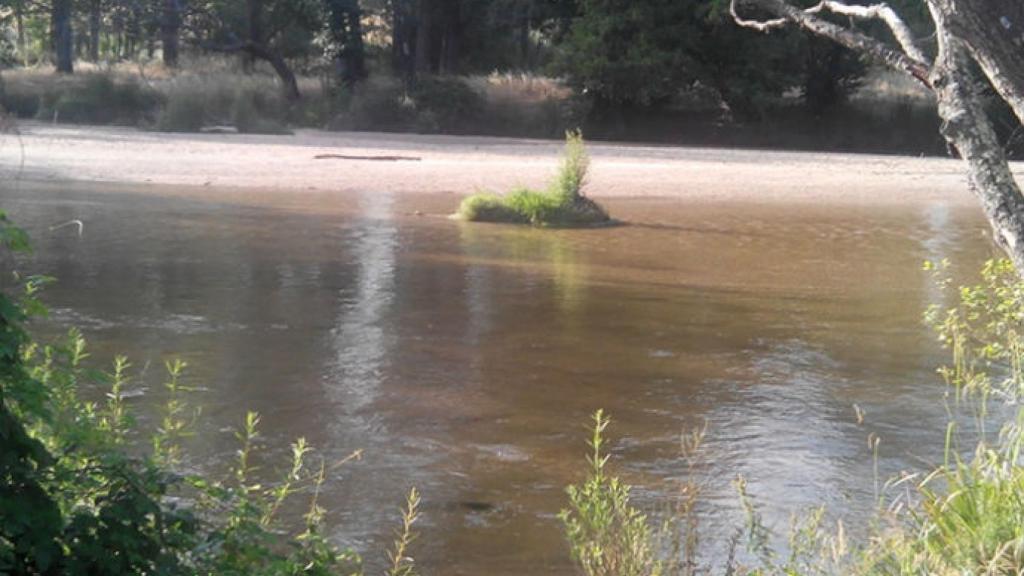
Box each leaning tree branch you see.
[731,0,932,87]
[201,40,301,101]
[805,1,926,63]
[729,0,789,31]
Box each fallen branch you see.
[313,154,422,162]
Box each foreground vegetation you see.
[457,131,610,227]
[560,259,1024,575]
[0,211,421,575]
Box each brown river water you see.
[4,181,996,574]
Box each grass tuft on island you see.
[456,131,611,227]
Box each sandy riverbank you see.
[0,121,994,206]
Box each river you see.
[5,180,991,574]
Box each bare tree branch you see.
[729,0,789,31]
[806,1,926,63]
[733,0,1024,275]
[731,0,932,87]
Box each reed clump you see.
[457,130,611,227]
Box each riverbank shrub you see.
[35,73,161,125]
[457,131,610,227]
[156,86,207,132]
[231,90,291,135]
[560,410,663,576]
[409,76,484,133]
[562,259,1024,575]
[0,212,416,575]
[0,62,967,155]
[156,78,292,134]
[328,75,484,134]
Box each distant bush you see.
[156,80,292,134]
[333,78,417,132]
[231,90,291,135]
[329,75,485,135]
[0,75,40,117]
[410,75,484,133]
[156,87,206,132]
[0,88,40,117]
[36,73,160,125]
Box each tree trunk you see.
[126,8,141,60]
[325,0,367,85]
[928,8,1024,272]
[414,0,435,75]
[245,0,265,72]
[162,0,181,67]
[439,0,460,74]
[345,2,367,83]
[205,42,301,101]
[52,0,74,73]
[16,5,26,66]
[731,0,1024,273]
[518,2,531,69]
[391,0,415,82]
[250,44,300,101]
[930,0,1024,127]
[88,0,100,62]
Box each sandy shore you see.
[0,121,995,206]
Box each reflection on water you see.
[459,223,586,318]
[5,183,993,575]
[328,190,396,415]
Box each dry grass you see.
[0,59,962,153]
[851,69,932,103]
[2,57,314,133]
[465,72,571,105]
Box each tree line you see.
[0,0,904,118]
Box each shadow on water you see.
[4,183,997,575]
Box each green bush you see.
[349,82,417,132]
[36,74,160,125]
[410,76,484,133]
[329,76,485,134]
[457,131,610,227]
[231,90,291,135]
[156,84,292,134]
[457,193,530,224]
[0,78,41,118]
[560,410,663,576]
[157,88,207,132]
